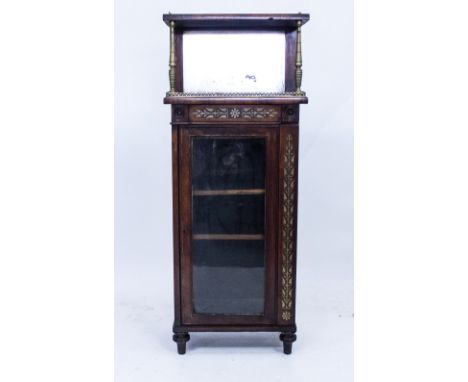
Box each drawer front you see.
[189,105,281,123]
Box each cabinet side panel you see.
[277,124,299,326]
[172,124,182,328]
[179,127,194,324]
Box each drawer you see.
[189,105,281,123]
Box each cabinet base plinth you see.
[172,328,298,354]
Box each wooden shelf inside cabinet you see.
[192,189,265,196]
[165,13,307,355]
[192,234,265,241]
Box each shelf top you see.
[162,13,310,29]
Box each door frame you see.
[179,125,279,325]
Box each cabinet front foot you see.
[173,332,190,354]
[280,333,297,354]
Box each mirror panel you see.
[183,31,286,93]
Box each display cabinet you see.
[163,13,309,354]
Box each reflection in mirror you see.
[183,31,286,93]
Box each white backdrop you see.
[115,1,353,381]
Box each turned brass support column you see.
[295,20,303,94]
[168,21,176,93]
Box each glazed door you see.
[180,126,278,325]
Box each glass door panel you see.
[191,137,266,315]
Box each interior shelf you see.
[193,234,264,240]
[192,189,265,196]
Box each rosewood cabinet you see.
[163,13,309,354]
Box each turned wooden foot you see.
[173,332,190,354]
[280,332,297,354]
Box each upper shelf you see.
[162,13,310,29]
[163,13,309,101]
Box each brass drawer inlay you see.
[190,106,280,122]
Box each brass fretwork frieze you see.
[281,134,295,321]
[190,106,280,122]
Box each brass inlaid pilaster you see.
[295,21,303,94]
[169,21,176,92]
[281,134,295,321]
